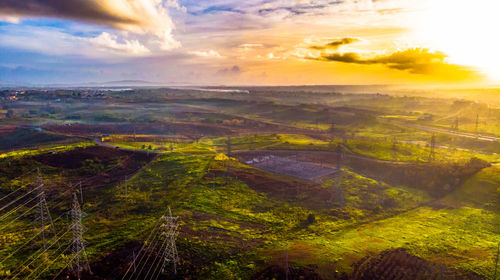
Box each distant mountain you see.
[0,79,183,89]
[98,80,163,86]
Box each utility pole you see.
[226,136,231,157]
[285,248,289,280]
[475,113,479,135]
[332,145,345,207]
[124,178,128,199]
[124,177,129,217]
[494,243,499,280]
[391,137,397,160]
[160,207,179,275]
[429,134,436,162]
[70,193,92,280]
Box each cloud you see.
[239,43,264,49]
[316,48,446,74]
[89,32,150,56]
[0,24,153,59]
[189,50,222,58]
[0,0,181,51]
[217,65,242,75]
[309,37,360,50]
[194,5,245,15]
[0,15,19,23]
[309,48,480,79]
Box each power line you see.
[34,168,56,250]
[0,198,41,232]
[132,228,164,280]
[50,253,78,280]
[142,236,169,280]
[150,241,172,280]
[0,184,43,213]
[25,243,72,280]
[69,193,92,280]
[159,206,179,275]
[0,215,64,266]
[123,226,161,279]
[122,208,171,280]
[0,169,37,204]
[0,192,42,222]
[11,228,72,279]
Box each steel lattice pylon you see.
[70,193,92,280]
[34,168,56,250]
[160,206,179,275]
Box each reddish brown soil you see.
[182,211,266,252]
[32,145,155,197]
[215,167,333,210]
[235,150,340,168]
[235,150,489,198]
[349,248,483,280]
[54,241,142,280]
[0,126,17,136]
[43,119,328,140]
[33,145,134,169]
[43,122,233,137]
[252,264,323,280]
[61,211,265,280]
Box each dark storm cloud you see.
[0,0,139,26]
[309,38,359,50]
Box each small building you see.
[101,134,111,142]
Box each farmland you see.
[1,86,500,279]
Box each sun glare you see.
[416,0,500,80]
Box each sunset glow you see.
[415,0,500,80]
[0,0,499,85]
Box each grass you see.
[1,144,498,279]
[0,141,94,159]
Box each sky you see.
[0,0,499,86]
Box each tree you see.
[306,214,316,225]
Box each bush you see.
[306,213,316,225]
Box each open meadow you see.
[1,87,500,279]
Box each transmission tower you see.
[160,206,179,275]
[34,168,55,250]
[428,134,436,162]
[332,145,345,207]
[475,113,479,135]
[70,193,92,280]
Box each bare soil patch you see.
[244,155,337,180]
[219,167,333,210]
[350,248,483,280]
